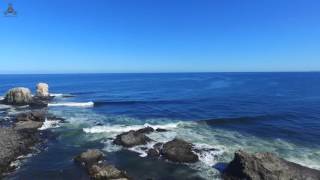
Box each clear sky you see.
[0,0,319,73]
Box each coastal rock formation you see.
[14,111,46,133]
[223,150,320,180]
[74,149,104,167]
[113,130,152,147]
[14,121,43,132]
[0,128,39,174]
[29,95,52,108]
[147,148,160,157]
[75,149,129,180]
[36,83,49,97]
[147,143,163,158]
[0,109,65,176]
[161,139,199,163]
[16,110,46,122]
[89,164,129,180]
[3,87,32,105]
[136,126,154,134]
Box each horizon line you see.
[0,71,319,75]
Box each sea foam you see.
[38,119,61,130]
[48,101,94,107]
[83,122,182,134]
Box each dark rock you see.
[75,149,129,180]
[0,128,38,174]
[223,150,320,180]
[161,139,199,163]
[113,130,152,147]
[46,114,66,122]
[29,96,53,108]
[153,142,163,151]
[16,111,46,122]
[136,126,154,134]
[147,148,160,158]
[74,149,104,167]
[88,164,129,180]
[156,128,168,132]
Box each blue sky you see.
[0,0,319,73]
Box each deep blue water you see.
[1,73,320,179]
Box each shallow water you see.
[1,73,320,179]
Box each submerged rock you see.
[74,149,104,167]
[161,139,199,163]
[223,150,320,180]
[3,87,32,105]
[155,128,168,132]
[114,130,152,147]
[36,83,49,97]
[75,149,129,180]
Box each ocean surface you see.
[0,73,320,179]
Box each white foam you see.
[48,101,94,107]
[50,93,74,97]
[83,122,182,134]
[50,93,64,97]
[38,119,61,130]
[193,143,224,166]
[0,104,11,110]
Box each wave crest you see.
[48,102,94,107]
[83,122,182,134]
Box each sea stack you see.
[29,83,52,108]
[3,87,32,105]
[36,83,49,97]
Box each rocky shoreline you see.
[0,83,60,177]
[1,83,320,179]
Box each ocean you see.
[1,73,320,179]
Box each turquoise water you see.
[1,73,320,179]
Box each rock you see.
[3,87,32,105]
[75,150,129,180]
[16,111,46,122]
[147,148,160,158]
[156,128,168,132]
[89,164,129,180]
[0,128,38,174]
[161,139,198,163]
[114,130,152,147]
[14,121,43,132]
[223,150,320,180]
[136,126,154,134]
[29,96,53,108]
[36,83,49,97]
[74,149,104,167]
[153,142,163,151]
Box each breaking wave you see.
[48,102,94,107]
[38,119,61,130]
[83,122,183,134]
